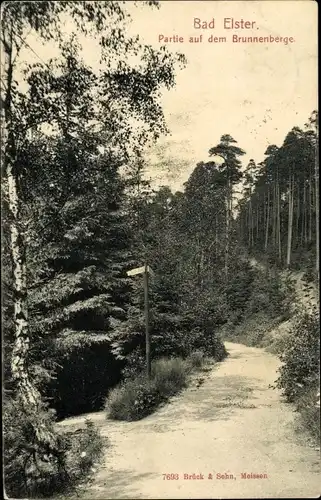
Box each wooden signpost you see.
[127,263,154,379]
[126,265,145,277]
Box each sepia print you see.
[1,1,319,498]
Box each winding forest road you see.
[59,342,320,499]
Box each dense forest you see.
[238,114,319,275]
[1,2,319,498]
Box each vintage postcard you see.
[1,1,319,499]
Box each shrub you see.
[296,385,320,441]
[276,310,320,402]
[64,419,104,480]
[106,357,189,421]
[152,357,189,395]
[188,350,205,369]
[3,397,103,498]
[106,376,159,421]
[3,397,68,498]
[244,268,295,320]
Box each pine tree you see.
[209,135,245,279]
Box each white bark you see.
[3,22,59,452]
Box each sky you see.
[126,0,318,191]
[15,0,318,192]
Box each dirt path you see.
[58,342,320,499]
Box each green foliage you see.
[4,398,63,498]
[121,348,146,380]
[237,113,318,271]
[188,350,205,369]
[111,264,228,365]
[221,263,295,348]
[106,357,190,421]
[106,377,159,421]
[296,385,320,441]
[3,0,186,421]
[64,419,104,480]
[225,262,255,314]
[245,268,294,319]
[276,310,320,402]
[3,397,103,498]
[2,2,186,495]
[115,319,227,367]
[222,312,281,347]
[152,357,190,394]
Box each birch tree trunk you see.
[263,191,266,241]
[2,21,59,454]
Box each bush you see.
[3,397,103,498]
[276,310,320,402]
[188,350,205,369]
[296,385,320,441]
[276,309,320,441]
[106,357,190,421]
[245,269,294,320]
[64,419,104,480]
[225,263,255,313]
[152,357,190,395]
[3,397,67,498]
[106,376,159,421]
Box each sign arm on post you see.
[126,263,154,379]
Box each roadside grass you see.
[63,419,104,487]
[187,350,205,369]
[295,385,320,443]
[105,354,210,421]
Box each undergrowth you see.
[221,312,283,348]
[105,355,207,421]
[221,264,295,351]
[276,309,320,442]
[3,398,103,498]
